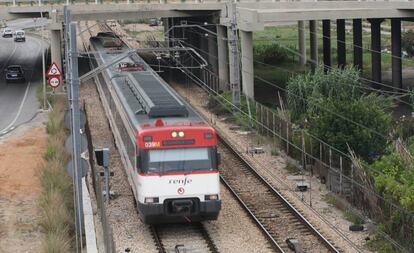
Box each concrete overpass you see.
[2,1,413,98]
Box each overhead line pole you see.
[69,21,84,252]
[63,7,80,251]
[41,11,46,110]
[229,0,241,109]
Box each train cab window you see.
[139,147,217,174]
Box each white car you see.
[14,30,25,42]
[2,28,13,38]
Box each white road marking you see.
[0,37,43,134]
[0,42,17,70]
[0,79,33,134]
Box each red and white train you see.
[90,32,221,224]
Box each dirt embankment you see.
[0,127,47,252]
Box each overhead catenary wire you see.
[174,27,414,198]
[184,23,414,97]
[187,26,413,95]
[159,22,412,190]
[159,21,413,251]
[297,21,414,65]
[183,27,411,105]
[162,29,413,251]
[173,59,414,224]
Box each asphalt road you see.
[0,34,47,135]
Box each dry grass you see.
[38,96,74,253]
[41,229,72,253]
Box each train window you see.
[140,147,216,174]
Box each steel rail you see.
[150,225,166,253]
[218,134,340,253]
[150,223,219,253]
[220,175,285,252]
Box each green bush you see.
[286,67,394,160]
[287,67,361,121]
[208,91,257,126]
[309,94,393,160]
[402,30,414,57]
[254,43,289,65]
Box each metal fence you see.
[84,106,116,253]
[198,65,414,235]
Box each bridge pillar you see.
[369,18,384,88]
[309,20,318,72]
[208,28,218,76]
[337,19,346,68]
[163,18,170,46]
[353,19,363,71]
[391,18,402,90]
[298,21,306,65]
[49,12,62,87]
[200,31,209,64]
[217,25,229,90]
[227,27,235,87]
[322,20,331,72]
[240,30,254,99]
[51,30,62,72]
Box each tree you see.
[287,67,394,160]
[402,30,414,57]
[369,138,414,251]
[309,94,393,160]
[287,67,361,121]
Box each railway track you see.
[84,21,221,253]
[86,21,343,253]
[150,222,219,253]
[218,135,342,253]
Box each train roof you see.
[90,34,206,129]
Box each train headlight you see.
[171,131,178,138]
[178,131,185,137]
[144,197,159,204]
[204,133,213,139]
[204,194,219,201]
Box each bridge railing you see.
[2,0,413,8]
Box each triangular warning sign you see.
[47,62,62,77]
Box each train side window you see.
[136,148,143,173]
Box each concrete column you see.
[309,20,318,72]
[369,18,384,88]
[391,18,402,90]
[240,30,254,99]
[337,19,346,68]
[227,26,235,86]
[50,29,62,78]
[298,21,306,65]
[200,32,209,64]
[200,32,209,84]
[217,25,229,90]
[208,29,218,75]
[353,19,363,71]
[322,20,331,72]
[163,17,169,45]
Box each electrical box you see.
[95,148,110,167]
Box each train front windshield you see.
[140,147,216,174]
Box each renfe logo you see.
[169,177,193,186]
[177,187,185,195]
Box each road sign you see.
[48,76,61,89]
[47,62,62,77]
